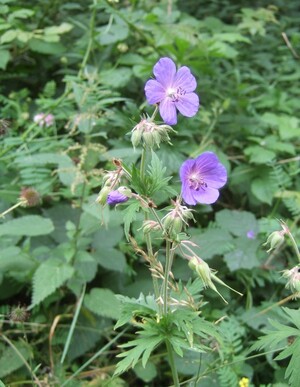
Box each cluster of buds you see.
[188,256,243,303]
[162,199,194,237]
[96,160,132,206]
[131,117,175,148]
[140,220,161,234]
[33,113,55,128]
[282,265,300,294]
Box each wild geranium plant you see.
[98,57,241,385]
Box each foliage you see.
[0,0,299,385]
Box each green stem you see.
[287,230,300,263]
[163,240,175,315]
[79,0,97,78]
[0,200,25,218]
[165,339,180,387]
[140,146,160,302]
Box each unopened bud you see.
[131,128,143,148]
[263,230,285,253]
[141,220,161,234]
[282,265,300,293]
[96,186,110,205]
[107,187,132,206]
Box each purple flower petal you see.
[159,98,177,125]
[192,186,220,204]
[180,151,227,206]
[174,66,197,92]
[145,79,166,105]
[175,92,199,117]
[153,57,176,88]
[145,57,199,124]
[107,191,129,205]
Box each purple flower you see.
[180,152,227,205]
[145,57,199,125]
[247,230,256,239]
[107,190,129,206]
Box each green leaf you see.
[0,247,35,273]
[0,29,17,43]
[84,288,121,320]
[98,16,129,45]
[134,360,157,383]
[31,259,74,307]
[0,340,31,378]
[224,237,260,271]
[191,228,234,259]
[0,49,10,69]
[251,169,278,205]
[93,247,126,272]
[275,337,300,387]
[44,22,73,35]
[0,215,54,236]
[123,201,141,241]
[216,209,258,237]
[28,38,65,54]
[244,145,276,164]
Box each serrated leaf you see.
[244,145,276,164]
[123,201,141,241]
[0,215,54,236]
[0,246,35,273]
[84,288,121,320]
[216,209,258,237]
[224,237,260,271]
[251,168,278,205]
[31,259,74,307]
[191,228,234,259]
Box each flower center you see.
[188,173,207,191]
[166,86,186,102]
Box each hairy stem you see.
[165,339,180,387]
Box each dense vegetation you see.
[0,0,299,386]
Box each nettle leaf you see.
[244,145,276,164]
[31,259,74,307]
[251,168,278,205]
[93,247,126,272]
[224,237,260,271]
[191,228,234,259]
[0,215,54,236]
[216,209,258,237]
[0,246,35,273]
[84,288,121,320]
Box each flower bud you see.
[282,265,300,293]
[131,117,175,149]
[107,187,132,206]
[188,256,242,303]
[131,128,143,148]
[96,186,110,205]
[141,220,161,234]
[263,230,285,253]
